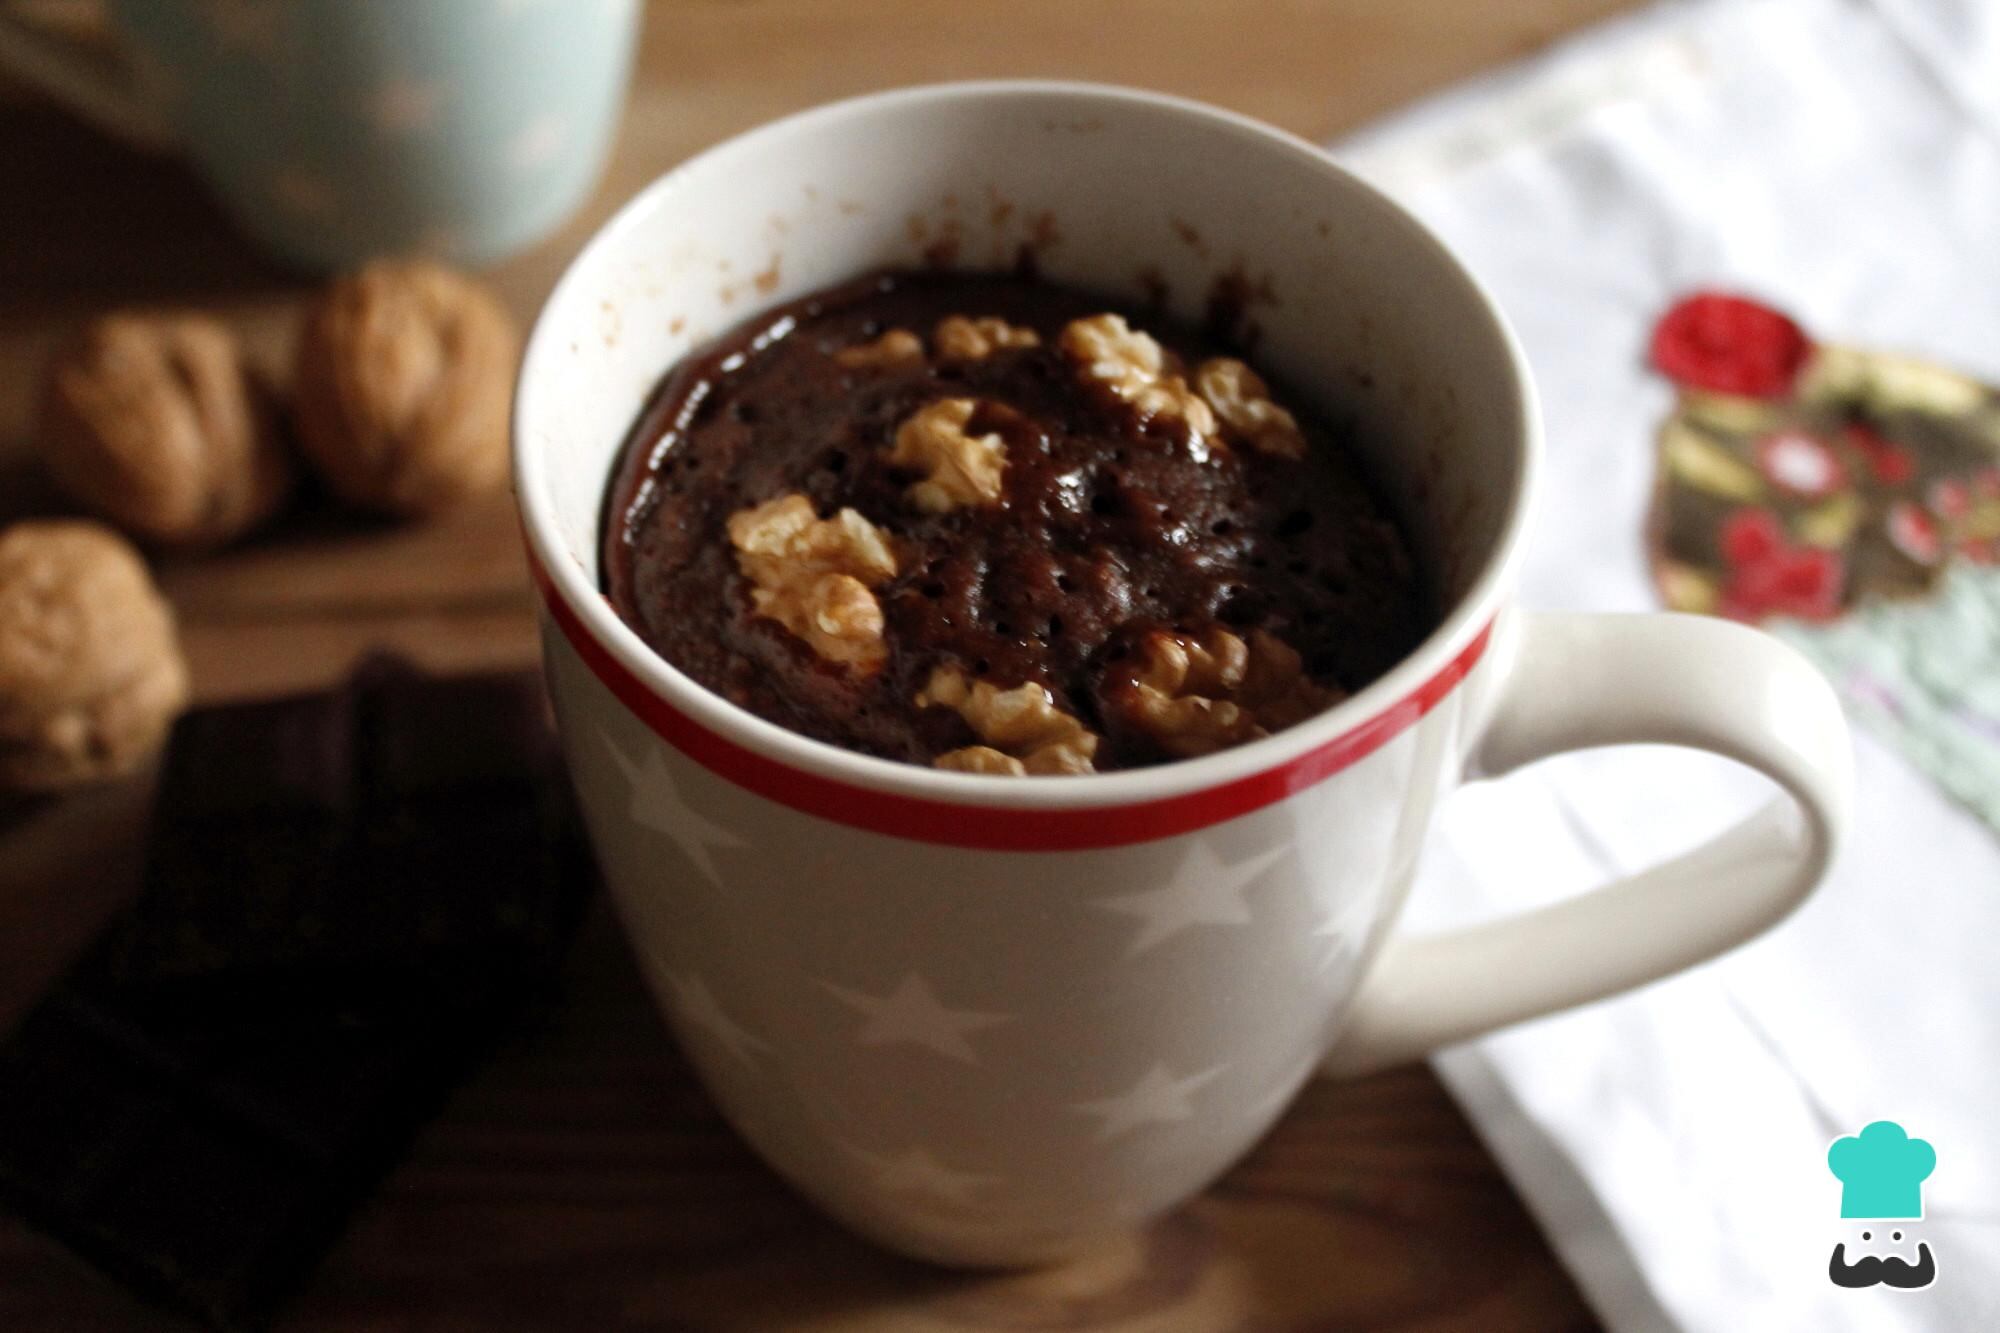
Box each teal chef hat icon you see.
[1828,1121,1935,1219]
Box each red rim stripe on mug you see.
[530,550,1492,850]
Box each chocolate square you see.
[0,659,595,1330]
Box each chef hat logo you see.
[1827,1121,1935,1219]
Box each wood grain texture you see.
[0,1,1635,1327]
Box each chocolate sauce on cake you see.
[603,270,1434,773]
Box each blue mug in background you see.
[0,0,640,270]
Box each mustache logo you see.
[1828,1242,1937,1290]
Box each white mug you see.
[513,83,1853,1267]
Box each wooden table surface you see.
[0,2,1639,1327]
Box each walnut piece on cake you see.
[934,315,1040,363]
[727,493,899,671]
[1058,314,1217,448]
[887,398,1010,512]
[1111,628,1261,757]
[1107,626,1339,758]
[933,745,1032,775]
[1194,358,1308,459]
[1237,628,1339,729]
[834,328,925,371]
[918,665,1099,775]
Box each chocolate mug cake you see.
[602,269,1434,774]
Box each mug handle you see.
[1322,610,1852,1077]
[0,8,175,150]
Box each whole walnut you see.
[37,312,294,547]
[292,260,520,517]
[0,521,189,792]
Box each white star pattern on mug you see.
[1094,842,1286,956]
[819,974,1014,1065]
[664,971,769,1070]
[840,1142,997,1206]
[1071,1062,1227,1141]
[1310,906,1362,975]
[601,730,744,888]
[1248,1053,1320,1120]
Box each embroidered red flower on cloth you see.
[1846,423,1917,486]
[1648,289,1998,624]
[1883,473,2000,567]
[1650,293,1812,399]
[1755,429,1846,497]
[1717,507,1845,622]
[1887,501,1943,565]
[1930,477,1971,520]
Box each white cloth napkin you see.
[1331,2,2000,1328]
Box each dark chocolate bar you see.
[0,656,595,1331]
[96,656,580,986]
